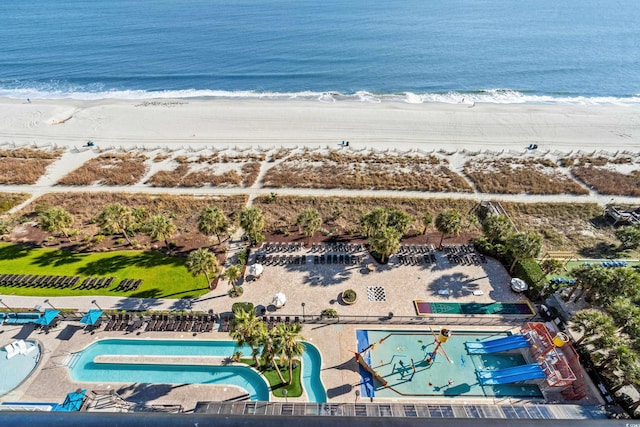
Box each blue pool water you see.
[0,340,41,396]
[69,339,326,402]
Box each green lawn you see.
[0,243,210,299]
[241,358,302,398]
[547,259,640,281]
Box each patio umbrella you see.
[248,263,264,276]
[80,309,103,326]
[510,278,529,292]
[272,292,286,309]
[34,309,60,326]
[55,389,87,411]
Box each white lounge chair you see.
[438,289,450,296]
[4,342,19,359]
[16,340,28,354]
[473,290,485,296]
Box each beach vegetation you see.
[0,192,30,214]
[506,231,542,274]
[463,157,589,195]
[421,213,433,235]
[0,148,63,185]
[57,153,148,186]
[145,213,176,249]
[97,203,137,246]
[563,155,640,197]
[481,214,514,243]
[615,225,640,250]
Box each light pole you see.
[91,300,102,311]
[301,302,306,322]
[355,390,360,403]
[44,299,57,310]
[282,389,288,403]
[0,298,15,313]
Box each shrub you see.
[232,302,254,315]
[93,234,105,243]
[342,289,357,304]
[514,258,545,301]
[321,308,338,318]
[228,287,244,298]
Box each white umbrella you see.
[272,292,287,309]
[511,278,529,292]
[249,263,264,276]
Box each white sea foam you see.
[1,86,639,106]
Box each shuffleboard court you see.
[414,301,535,316]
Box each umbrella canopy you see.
[54,389,87,411]
[80,309,103,326]
[510,278,529,292]
[272,292,286,308]
[248,263,264,276]
[34,309,60,326]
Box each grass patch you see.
[0,193,30,215]
[464,157,588,195]
[240,358,302,398]
[0,242,209,299]
[57,153,148,186]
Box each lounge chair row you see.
[113,278,142,292]
[313,254,362,265]
[145,314,215,333]
[104,314,140,332]
[447,253,486,265]
[257,254,306,266]
[397,244,436,254]
[396,253,437,265]
[261,315,301,330]
[0,274,80,288]
[262,242,304,253]
[310,243,363,253]
[77,276,114,290]
[442,244,475,254]
[3,340,37,359]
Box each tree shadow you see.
[76,251,183,276]
[169,298,193,311]
[31,249,86,268]
[0,244,33,260]
[325,358,359,374]
[428,272,479,298]
[117,383,183,404]
[578,242,619,259]
[113,296,163,312]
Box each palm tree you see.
[505,231,541,274]
[198,207,230,245]
[296,208,322,246]
[421,213,433,235]
[386,209,414,236]
[570,309,616,347]
[259,326,286,384]
[97,203,136,245]
[230,307,265,367]
[185,248,219,289]
[481,215,513,244]
[146,213,176,249]
[360,207,388,238]
[610,361,640,395]
[223,264,243,295]
[567,263,610,302]
[273,322,305,384]
[599,267,640,306]
[370,226,402,264]
[435,209,462,248]
[239,207,265,246]
[38,207,73,242]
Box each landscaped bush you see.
[514,258,545,300]
[232,302,254,315]
[321,308,338,318]
[342,289,357,304]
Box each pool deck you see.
[0,246,606,411]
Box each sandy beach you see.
[1,98,639,153]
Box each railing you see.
[289,314,538,327]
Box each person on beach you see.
[448,378,454,386]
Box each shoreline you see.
[1,97,639,154]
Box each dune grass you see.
[0,243,209,299]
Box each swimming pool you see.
[69,339,326,402]
[357,330,543,399]
[1,340,41,396]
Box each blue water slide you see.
[477,363,546,385]
[465,335,530,354]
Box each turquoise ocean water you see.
[1,0,639,103]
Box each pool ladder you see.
[65,353,81,369]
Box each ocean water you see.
[1,0,639,103]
